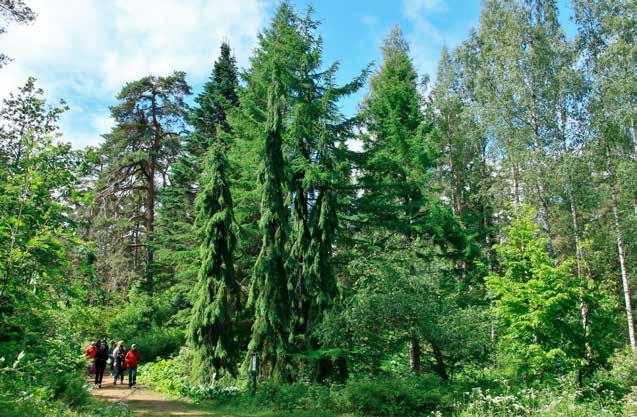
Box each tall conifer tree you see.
[188,138,239,379]
[355,26,466,372]
[155,43,239,291]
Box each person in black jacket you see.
[94,340,109,388]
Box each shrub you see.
[623,387,637,417]
[592,347,637,399]
[0,349,132,417]
[252,380,337,411]
[108,292,184,360]
[342,375,447,416]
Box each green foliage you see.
[140,357,453,417]
[341,376,449,417]
[107,291,185,360]
[486,207,585,380]
[188,139,240,378]
[458,386,622,417]
[593,347,637,398]
[0,337,131,417]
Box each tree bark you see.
[145,169,155,294]
[431,342,448,380]
[609,156,636,352]
[409,336,421,373]
[567,186,593,368]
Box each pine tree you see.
[188,139,239,380]
[282,8,368,361]
[96,72,191,292]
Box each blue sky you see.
[0,0,577,149]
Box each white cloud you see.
[401,0,447,80]
[0,0,269,148]
[402,0,445,15]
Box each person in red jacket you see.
[125,344,140,387]
[85,342,97,377]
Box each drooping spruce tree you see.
[247,67,291,381]
[233,4,297,381]
[230,3,368,380]
[155,43,239,292]
[282,8,368,365]
[187,138,239,380]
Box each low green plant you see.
[457,386,623,417]
[341,375,447,416]
[0,348,132,417]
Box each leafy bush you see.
[140,357,452,416]
[0,348,131,417]
[623,387,637,417]
[107,292,184,360]
[342,375,447,416]
[252,380,341,411]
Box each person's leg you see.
[96,365,103,386]
[128,367,133,387]
[132,367,137,385]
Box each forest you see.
[1,0,637,416]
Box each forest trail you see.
[91,382,220,417]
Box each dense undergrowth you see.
[137,347,637,417]
[0,336,131,417]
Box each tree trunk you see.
[431,343,448,380]
[409,336,421,373]
[610,161,636,352]
[145,167,155,294]
[631,117,637,161]
[631,117,637,217]
[567,186,593,368]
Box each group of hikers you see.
[85,340,140,388]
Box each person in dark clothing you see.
[94,340,109,388]
[112,341,126,385]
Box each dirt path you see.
[91,381,218,417]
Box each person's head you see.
[100,340,107,348]
[131,344,137,351]
[111,341,116,347]
[90,341,96,346]
[118,340,124,347]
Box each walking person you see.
[94,340,109,388]
[108,341,116,376]
[85,341,97,377]
[125,344,140,388]
[112,341,126,385]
